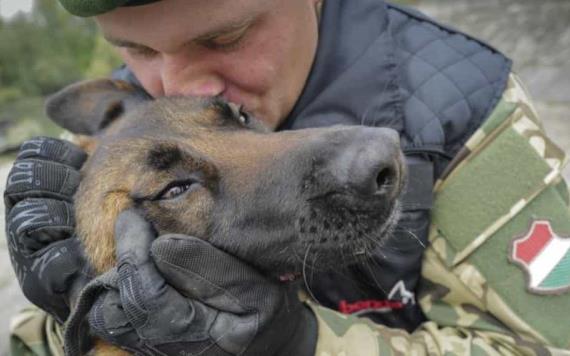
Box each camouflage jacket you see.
[10,74,570,355]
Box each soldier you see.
[5,0,570,355]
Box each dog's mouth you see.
[281,192,401,275]
[273,197,400,283]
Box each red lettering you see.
[338,299,405,314]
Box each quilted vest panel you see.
[388,4,512,157]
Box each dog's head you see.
[46,79,406,277]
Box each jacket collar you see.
[279,0,404,133]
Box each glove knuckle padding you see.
[17,136,87,168]
[7,198,75,253]
[4,159,81,209]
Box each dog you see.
[46,79,406,354]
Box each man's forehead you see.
[96,0,270,49]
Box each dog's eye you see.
[157,181,197,200]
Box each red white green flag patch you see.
[511,221,570,294]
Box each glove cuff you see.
[64,269,119,356]
[275,304,317,356]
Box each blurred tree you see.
[85,35,123,79]
[0,0,98,96]
[0,0,122,152]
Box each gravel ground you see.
[0,0,569,352]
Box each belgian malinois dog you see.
[46,79,406,355]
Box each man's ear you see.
[45,79,150,136]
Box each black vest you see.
[278,0,511,331]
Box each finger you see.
[6,198,75,254]
[88,282,210,355]
[12,237,89,323]
[114,209,170,327]
[114,209,155,268]
[88,289,141,350]
[114,209,165,295]
[4,159,81,210]
[17,136,87,169]
[113,210,210,345]
[30,237,89,295]
[151,235,280,314]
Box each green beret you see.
[58,0,160,17]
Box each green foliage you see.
[0,87,23,106]
[0,0,123,157]
[0,0,99,96]
[85,35,123,79]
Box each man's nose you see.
[160,55,226,97]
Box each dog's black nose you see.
[327,127,402,199]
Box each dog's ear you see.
[45,79,150,135]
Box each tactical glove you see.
[4,136,91,323]
[68,210,317,356]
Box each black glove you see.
[4,136,91,323]
[81,210,317,356]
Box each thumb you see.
[151,235,280,314]
[115,209,155,266]
[113,209,170,327]
[114,209,166,295]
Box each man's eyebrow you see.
[104,36,146,49]
[104,16,256,50]
[194,16,255,42]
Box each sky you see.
[0,0,33,19]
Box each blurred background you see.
[0,0,568,353]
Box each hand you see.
[83,210,317,356]
[4,136,91,323]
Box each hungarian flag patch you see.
[510,221,570,295]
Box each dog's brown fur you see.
[47,79,405,355]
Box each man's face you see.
[96,0,320,129]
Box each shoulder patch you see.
[510,220,570,295]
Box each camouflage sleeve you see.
[9,306,64,356]
[307,73,570,356]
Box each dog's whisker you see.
[400,228,426,248]
[362,253,389,295]
[359,104,373,127]
[303,244,323,305]
[276,245,290,257]
[360,230,384,249]
[309,255,316,286]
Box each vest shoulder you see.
[387,4,512,156]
